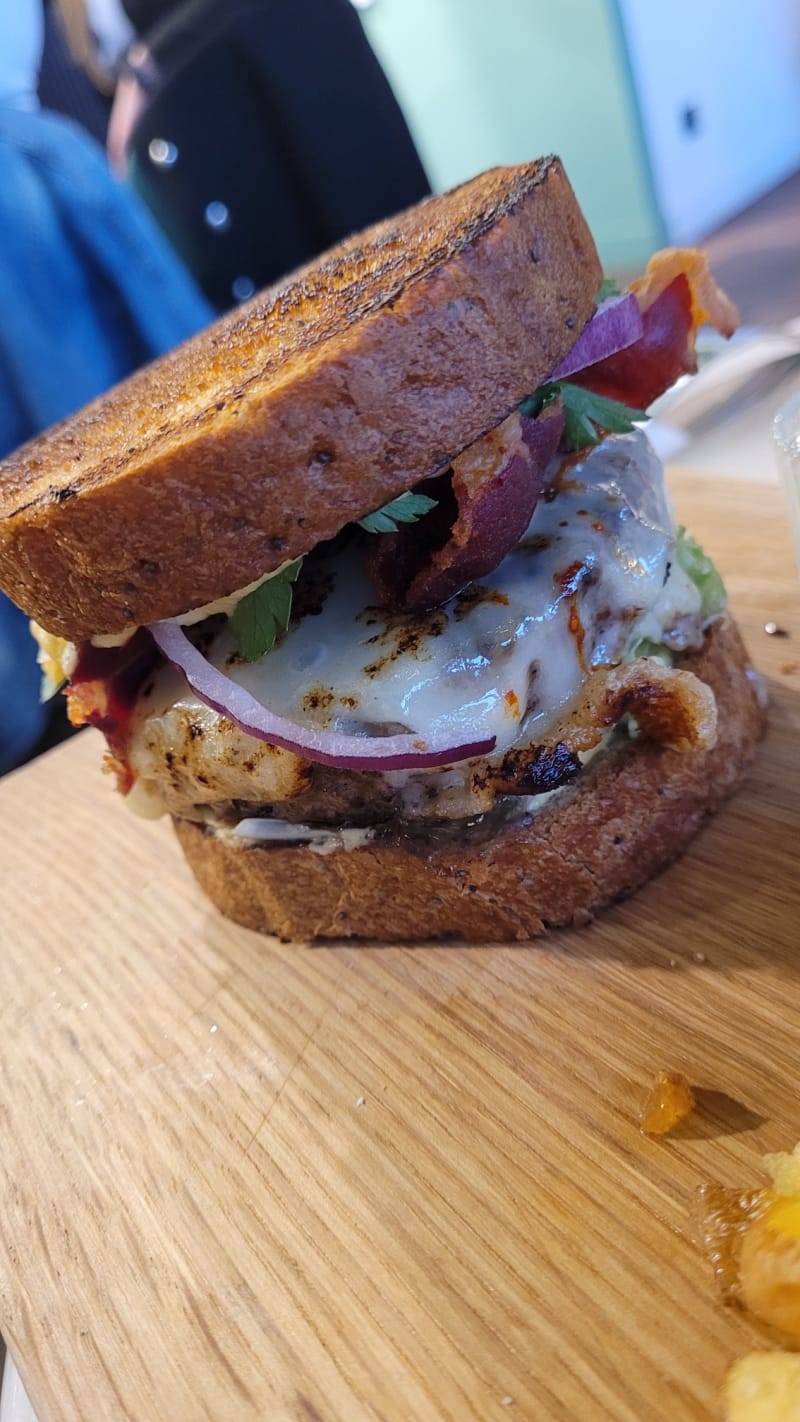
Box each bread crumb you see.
[356,1096,366,1108]
[640,1071,694,1134]
[780,660,799,675]
[692,951,708,963]
[500,1398,513,1407]
[723,1352,800,1421]
[571,906,594,928]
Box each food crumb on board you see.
[780,661,799,674]
[500,1398,513,1408]
[764,621,789,637]
[693,951,708,964]
[356,1096,366,1108]
[722,1351,800,1422]
[640,1071,695,1135]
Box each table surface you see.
[0,469,798,1422]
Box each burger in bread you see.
[0,158,765,940]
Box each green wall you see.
[360,0,664,271]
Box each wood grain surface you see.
[0,471,798,1422]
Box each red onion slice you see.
[550,292,643,381]
[148,620,496,771]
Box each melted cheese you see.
[206,431,697,759]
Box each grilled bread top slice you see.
[0,156,600,641]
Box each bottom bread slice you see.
[173,615,766,942]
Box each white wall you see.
[360,0,664,270]
[617,0,800,242]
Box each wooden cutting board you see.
[0,471,798,1422]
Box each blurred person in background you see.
[38,0,122,141]
[0,0,212,775]
[108,0,430,309]
[61,0,134,79]
[38,0,133,141]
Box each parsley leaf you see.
[596,276,621,302]
[520,381,647,449]
[229,558,303,663]
[559,384,648,447]
[518,385,562,419]
[358,491,438,534]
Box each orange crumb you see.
[504,689,520,718]
[640,1071,695,1135]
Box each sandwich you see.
[0,157,766,941]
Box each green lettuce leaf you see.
[675,527,727,620]
[627,636,672,663]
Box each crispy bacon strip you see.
[575,248,739,410]
[66,630,157,791]
[368,404,563,612]
[630,248,739,334]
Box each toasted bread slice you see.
[172,617,766,941]
[0,157,600,641]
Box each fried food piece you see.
[640,1071,695,1135]
[723,1352,800,1422]
[700,1143,800,1339]
[740,1197,800,1343]
[697,1185,771,1304]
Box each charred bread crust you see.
[0,158,600,641]
[172,615,766,942]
